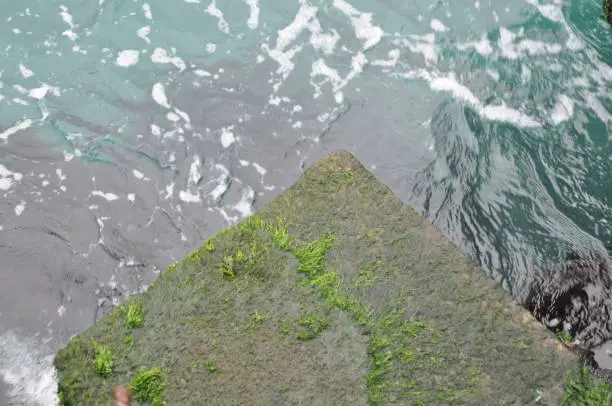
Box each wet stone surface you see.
[55,150,599,405]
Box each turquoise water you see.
[0,0,610,403]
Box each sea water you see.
[0,0,610,403]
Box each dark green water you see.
[0,0,610,403]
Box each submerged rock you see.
[54,151,608,405]
[525,249,612,370]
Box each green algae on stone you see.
[205,361,217,373]
[56,150,597,405]
[205,238,215,252]
[125,301,145,329]
[556,331,573,347]
[93,344,113,377]
[54,337,101,405]
[295,314,330,341]
[561,367,612,405]
[219,255,235,280]
[269,217,295,251]
[250,311,267,325]
[131,367,167,406]
[294,234,334,276]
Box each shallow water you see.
[0,0,610,403]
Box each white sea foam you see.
[92,191,119,201]
[262,2,316,85]
[151,48,186,71]
[550,94,574,125]
[19,64,34,78]
[486,69,500,81]
[13,98,29,106]
[142,3,153,20]
[167,112,180,122]
[398,69,542,128]
[0,331,58,406]
[173,107,191,125]
[308,24,340,56]
[137,26,151,44]
[29,84,60,100]
[583,92,612,126]
[152,82,170,108]
[116,50,140,67]
[209,164,231,201]
[233,187,254,217]
[262,0,345,94]
[179,190,201,203]
[194,69,211,77]
[245,0,260,29]
[14,85,28,95]
[26,85,46,99]
[164,182,175,200]
[479,102,540,128]
[397,33,437,64]
[310,51,368,103]
[217,187,255,224]
[430,75,479,105]
[206,1,230,34]
[59,6,73,27]
[0,118,33,141]
[524,0,563,23]
[151,124,162,136]
[59,5,77,41]
[244,161,275,190]
[497,25,563,60]
[332,0,383,50]
[251,160,276,191]
[178,157,204,202]
[526,0,585,51]
[371,49,400,67]
[456,34,493,55]
[188,156,202,186]
[311,59,342,100]
[430,19,448,33]
[220,126,236,148]
[0,164,23,191]
[252,162,267,176]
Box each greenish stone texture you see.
[56,150,609,405]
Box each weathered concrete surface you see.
[55,150,602,405]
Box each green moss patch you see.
[561,367,612,405]
[125,301,145,329]
[296,314,329,341]
[131,367,167,406]
[93,344,113,377]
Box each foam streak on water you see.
[0,332,58,406]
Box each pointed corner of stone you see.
[310,149,366,175]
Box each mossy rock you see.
[55,150,609,405]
